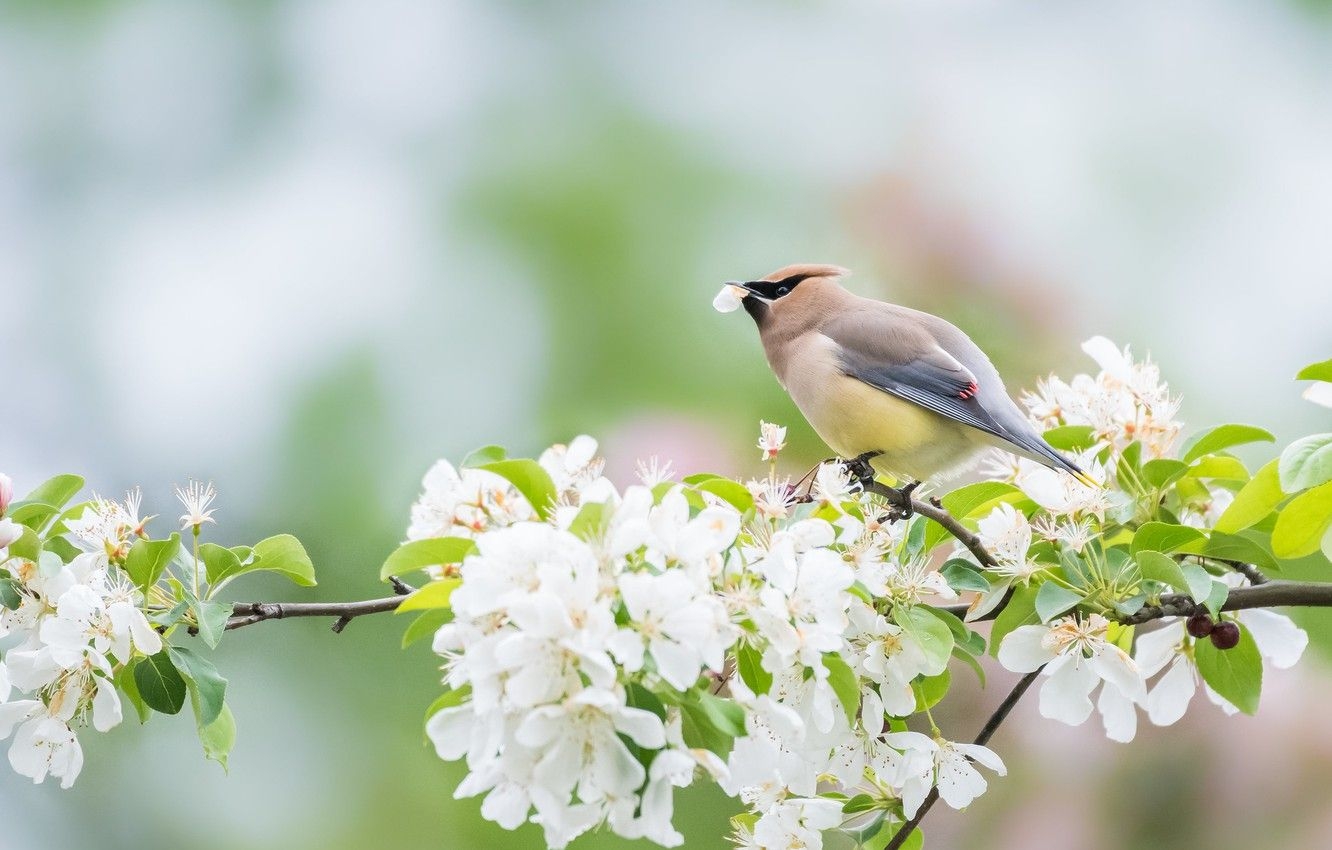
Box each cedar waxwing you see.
[716,264,1093,486]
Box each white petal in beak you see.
[712,283,748,313]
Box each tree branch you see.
[863,480,998,569]
[884,668,1044,850]
[937,579,1332,625]
[224,579,414,633]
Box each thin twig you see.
[224,580,415,633]
[884,668,1043,850]
[1218,558,1269,586]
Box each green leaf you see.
[894,606,954,674]
[476,459,558,520]
[842,794,879,814]
[626,682,667,719]
[1272,481,1332,559]
[134,650,187,715]
[940,558,990,593]
[1141,459,1190,489]
[461,444,508,467]
[169,646,227,726]
[952,644,986,685]
[1135,550,1192,595]
[1216,460,1284,534]
[401,608,452,649]
[192,600,232,650]
[1180,563,1214,605]
[1195,624,1262,715]
[1042,425,1096,451]
[0,577,22,610]
[1297,358,1332,382]
[247,534,317,587]
[822,652,860,725]
[1035,582,1083,622]
[922,482,1023,551]
[1279,434,1332,493]
[196,703,236,771]
[115,662,151,724]
[736,643,772,697]
[567,502,609,542]
[7,502,59,533]
[397,579,461,612]
[21,474,84,511]
[124,534,181,592]
[865,820,924,850]
[424,685,472,721]
[681,692,746,758]
[1187,455,1250,482]
[1205,531,1280,574]
[1044,426,1097,452]
[1205,579,1230,617]
[989,584,1040,657]
[913,669,951,713]
[1131,522,1208,557]
[930,606,987,656]
[379,537,476,581]
[7,526,40,564]
[693,478,754,513]
[1182,424,1276,464]
[199,543,241,586]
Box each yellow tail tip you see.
[1071,469,1102,489]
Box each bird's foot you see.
[874,480,922,523]
[841,451,882,491]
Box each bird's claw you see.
[874,480,921,522]
[841,451,881,491]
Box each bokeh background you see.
[4,0,1332,848]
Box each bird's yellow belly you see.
[783,350,983,481]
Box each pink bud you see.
[0,473,11,518]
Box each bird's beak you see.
[737,281,770,301]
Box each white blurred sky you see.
[3,0,1330,502]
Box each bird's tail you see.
[1008,430,1103,489]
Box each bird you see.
[716,263,1094,490]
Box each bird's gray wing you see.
[823,311,1014,444]
[825,308,1090,481]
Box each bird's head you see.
[717,264,850,325]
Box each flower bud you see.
[0,472,11,518]
[1209,621,1241,650]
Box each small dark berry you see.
[1210,621,1241,650]
[1186,611,1214,639]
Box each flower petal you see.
[997,625,1058,673]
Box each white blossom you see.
[975,503,1039,579]
[1136,611,1307,723]
[174,480,218,531]
[757,421,788,462]
[607,570,734,690]
[998,614,1146,742]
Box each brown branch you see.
[937,579,1332,625]
[884,668,1044,850]
[862,480,998,569]
[225,579,415,633]
[1217,558,1269,586]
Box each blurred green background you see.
[4,1,1332,848]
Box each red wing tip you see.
[958,381,979,400]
